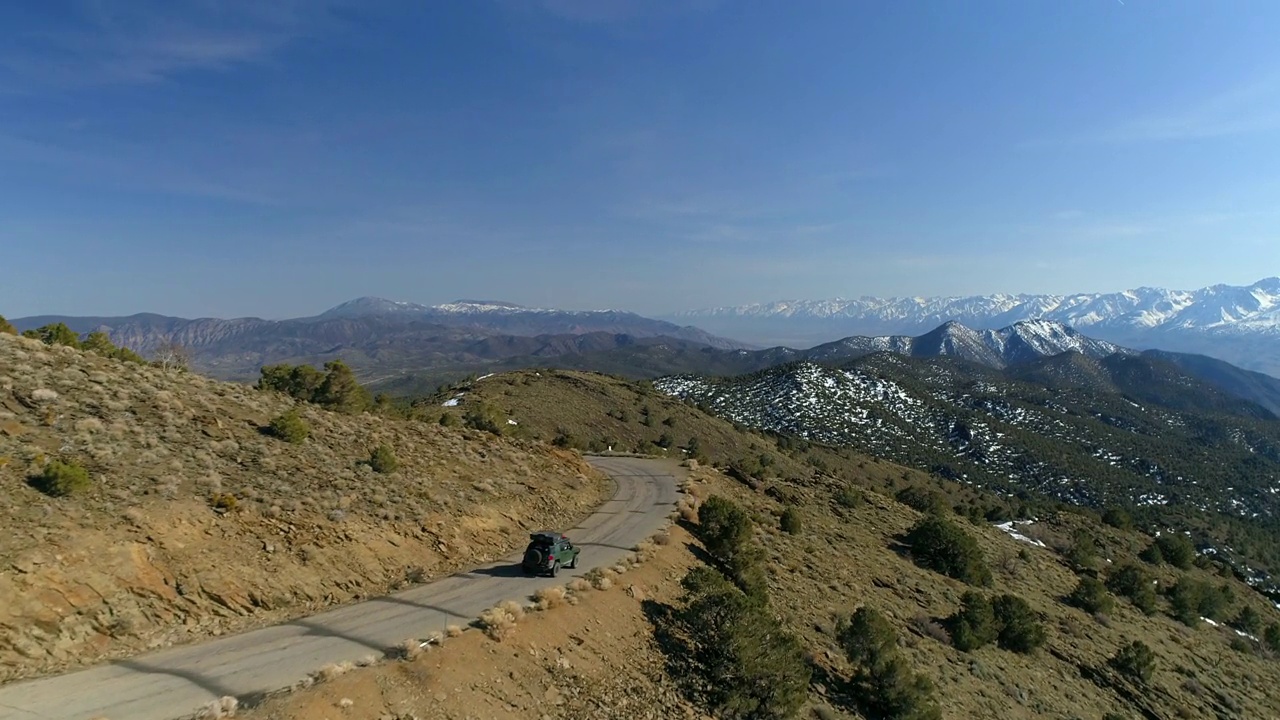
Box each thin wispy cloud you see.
[1102,76,1280,143]
[0,130,281,205]
[1027,74,1280,148]
[0,0,351,91]
[538,0,721,24]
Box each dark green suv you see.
[521,531,580,577]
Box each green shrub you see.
[258,361,371,413]
[1166,577,1231,627]
[1229,636,1255,655]
[1106,564,1158,615]
[23,322,80,348]
[1102,506,1134,530]
[209,492,239,512]
[678,567,810,720]
[838,606,941,720]
[835,485,864,509]
[1144,534,1195,569]
[1138,542,1162,565]
[0,315,16,335]
[268,410,310,443]
[695,495,754,565]
[1066,577,1114,614]
[949,591,998,652]
[1231,606,1262,635]
[463,401,505,435]
[29,460,91,497]
[439,412,461,428]
[1265,623,1280,654]
[80,331,145,364]
[779,506,802,534]
[1110,641,1156,683]
[905,515,992,586]
[725,544,770,604]
[896,486,949,515]
[368,443,398,473]
[992,594,1045,653]
[1065,529,1099,572]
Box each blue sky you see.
[2,0,1278,319]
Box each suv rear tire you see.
[551,561,560,577]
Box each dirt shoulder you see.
[0,334,608,682]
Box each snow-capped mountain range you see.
[670,278,1280,377]
[804,319,1130,369]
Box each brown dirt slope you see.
[0,333,607,682]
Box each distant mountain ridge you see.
[10,297,745,381]
[367,318,1280,416]
[671,278,1280,376]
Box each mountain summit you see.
[806,319,1129,369]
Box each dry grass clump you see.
[568,577,592,593]
[585,567,615,591]
[479,601,526,641]
[677,499,699,523]
[198,696,239,718]
[314,661,355,682]
[446,624,464,637]
[392,638,426,661]
[533,585,568,610]
[355,654,380,668]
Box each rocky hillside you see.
[655,352,1280,591]
[0,333,607,682]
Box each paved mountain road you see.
[0,456,682,720]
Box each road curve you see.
[0,456,682,720]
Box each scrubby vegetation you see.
[268,409,310,444]
[948,591,998,652]
[1066,577,1115,614]
[904,515,992,586]
[0,315,15,335]
[258,361,372,414]
[779,506,802,534]
[1141,533,1196,570]
[895,486,949,516]
[991,594,1046,653]
[661,493,810,719]
[1110,640,1156,683]
[694,495,754,565]
[367,443,398,473]
[1167,576,1233,627]
[28,460,91,497]
[18,323,146,364]
[463,401,507,435]
[1106,563,1159,615]
[838,606,941,720]
[675,567,810,719]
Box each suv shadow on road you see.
[459,564,530,579]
